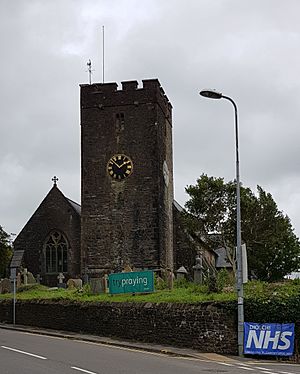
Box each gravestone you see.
[166,268,174,289]
[193,255,204,285]
[0,278,12,294]
[123,264,132,272]
[67,278,82,289]
[22,268,28,285]
[27,271,36,284]
[90,278,103,294]
[16,273,22,288]
[57,273,66,289]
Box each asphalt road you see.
[0,328,299,374]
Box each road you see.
[0,328,299,374]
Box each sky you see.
[1,0,300,239]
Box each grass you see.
[0,279,299,304]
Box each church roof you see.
[173,200,184,212]
[67,198,81,215]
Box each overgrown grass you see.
[0,279,299,304]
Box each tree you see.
[0,226,12,278]
[185,174,300,282]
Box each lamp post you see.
[199,89,244,356]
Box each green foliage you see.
[185,174,300,281]
[0,226,12,278]
[17,284,48,293]
[216,269,234,291]
[1,280,299,315]
[154,274,167,290]
[244,280,300,323]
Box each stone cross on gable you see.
[52,176,59,186]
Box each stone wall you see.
[0,300,237,354]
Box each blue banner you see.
[244,322,295,356]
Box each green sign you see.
[109,271,154,295]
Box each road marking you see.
[71,366,98,374]
[278,372,295,374]
[217,362,234,366]
[1,345,47,360]
[237,366,255,371]
[255,368,272,371]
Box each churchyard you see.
[1,275,299,359]
[0,275,299,306]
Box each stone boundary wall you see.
[0,300,237,354]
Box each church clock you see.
[107,154,133,180]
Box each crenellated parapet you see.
[80,79,172,125]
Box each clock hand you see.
[111,159,121,168]
[119,161,130,168]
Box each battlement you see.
[80,79,172,114]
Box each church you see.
[12,79,217,286]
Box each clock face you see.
[107,154,133,180]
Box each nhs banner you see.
[244,322,295,356]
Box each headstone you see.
[156,275,164,288]
[36,274,41,284]
[27,271,36,284]
[193,254,204,285]
[16,273,22,288]
[103,274,108,293]
[176,266,188,281]
[0,278,12,294]
[123,264,132,272]
[90,278,103,294]
[57,272,65,284]
[67,278,83,289]
[166,268,174,289]
[23,268,28,285]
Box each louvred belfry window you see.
[44,231,68,273]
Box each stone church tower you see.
[80,79,174,276]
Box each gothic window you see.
[44,231,68,273]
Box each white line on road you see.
[1,345,47,360]
[217,362,234,366]
[255,368,272,371]
[237,366,255,371]
[71,366,98,374]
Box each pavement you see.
[0,322,294,365]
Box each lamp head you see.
[199,89,222,99]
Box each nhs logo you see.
[244,322,295,356]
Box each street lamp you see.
[199,89,244,357]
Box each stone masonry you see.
[80,79,174,275]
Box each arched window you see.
[44,231,68,273]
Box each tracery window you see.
[44,231,68,273]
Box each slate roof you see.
[214,247,232,268]
[67,198,81,215]
[173,200,184,212]
[10,250,24,268]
